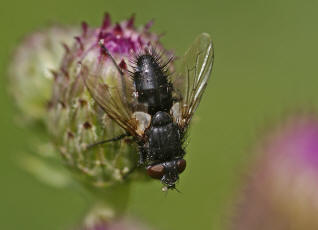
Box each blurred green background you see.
[1,0,318,229]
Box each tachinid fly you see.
[82,33,214,191]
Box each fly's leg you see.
[138,147,147,166]
[86,133,130,149]
[138,153,145,166]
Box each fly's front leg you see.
[138,147,147,166]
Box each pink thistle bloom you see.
[8,13,170,191]
[233,114,318,229]
[53,13,166,83]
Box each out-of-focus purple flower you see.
[233,114,318,230]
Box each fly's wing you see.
[81,56,142,137]
[170,33,214,132]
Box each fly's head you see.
[146,159,186,191]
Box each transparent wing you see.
[81,57,141,137]
[170,33,214,131]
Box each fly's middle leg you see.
[86,133,130,149]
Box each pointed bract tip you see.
[144,19,154,31]
[127,13,135,28]
[81,21,88,36]
[101,12,111,30]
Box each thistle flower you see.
[8,14,171,214]
[233,114,318,230]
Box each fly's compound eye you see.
[177,159,186,174]
[147,164,165,179]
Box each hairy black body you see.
[132,54,186,188]
[133,54,173,115]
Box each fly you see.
[82,33,214,191]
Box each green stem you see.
[85,182,131,220]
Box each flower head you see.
[8,13,172,193]
[47,14,170,188]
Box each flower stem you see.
[86,182,131,220]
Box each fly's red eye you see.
[177,159,186,174]
[147,164,165,179]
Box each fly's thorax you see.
[134,54,166,89]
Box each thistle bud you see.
[8,14,172,212]
[233,114,318,229]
